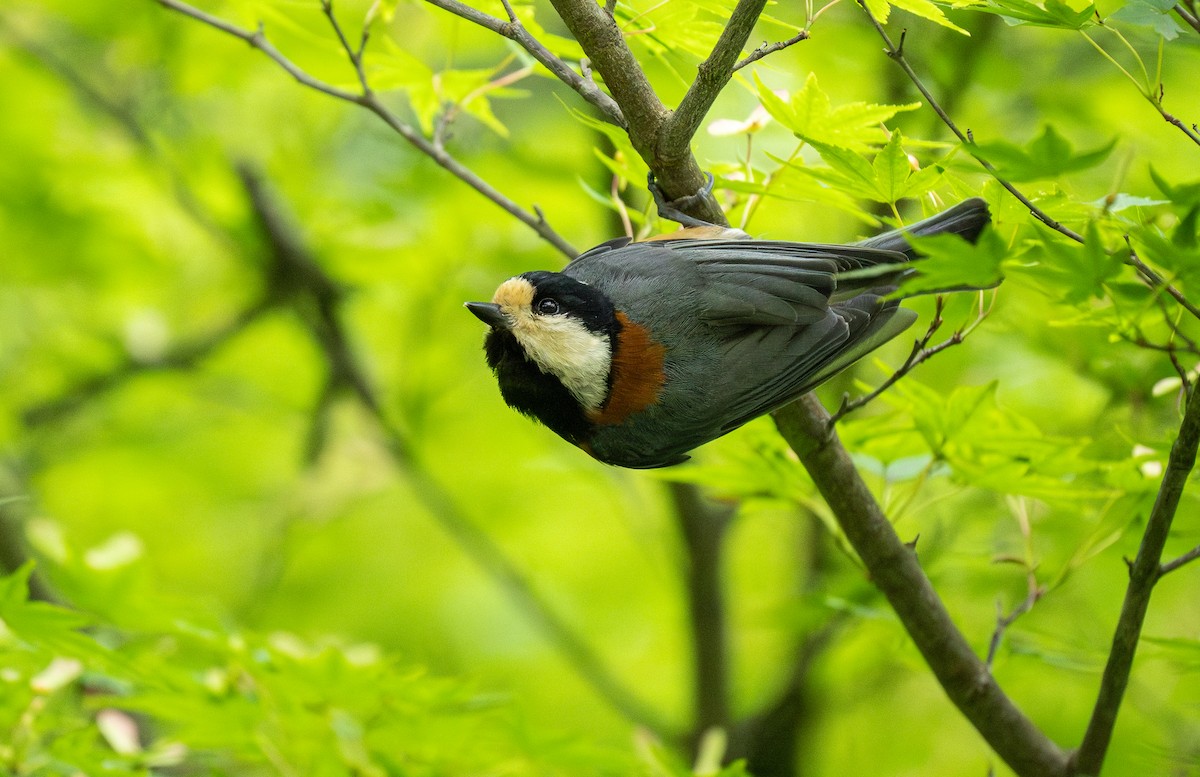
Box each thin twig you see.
[858,8,1083,243]
[985,586,1041,669]
[1157,101,1200,147]
[1120,329,1198,391]
[1159,543,1200,578]
[547,0,725,224]
[612,174,634,238]
[320,0,371,94]
[1075,384,1200,775]
[423,0,626,127]
[986,500,1044,669]
[1176,3,1200,34]
[732,31,810,72]
[155,0,578,259]
[156,0,360,101]
[435,63,535,150]
[829,292,994,426]
[1083,25,1200,148]
[1127,249,1200,322]
[828,297,949,426]
[835,330,963,423]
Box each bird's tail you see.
[856,197,991,257]
[830,198,993,299]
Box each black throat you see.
[481,271,620,446]
[484,329,593,444]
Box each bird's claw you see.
[647,172,719,228]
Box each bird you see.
[466,198,991,469]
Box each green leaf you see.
[971,125,1115,182]
[975,0,1097,28]
[871,131,946,204]
[1175,206,1199,249]
[1109,0,1183,39]
[800,143,880,200]
[756,73,920,152]
[792,132,944,206]
[0,564,98,660]
[1150,167,1200,208]
[900,226,1009,295]
[1034,222,1129,304]
[877,381,1121,502]
[896,381,998,454]
[1131,221,1200,289]
[889,0,972,34]
[1088,193,1170,212]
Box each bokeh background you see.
[2,0,1199,774]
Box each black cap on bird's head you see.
[465,272,621,441]
[466,272,616,333]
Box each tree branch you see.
[26,2,657,735]
[730,512,843,776]
[670,482,735,742]
[857,8,1081,243]
[732,31,810,73]
[662,0,768,154]
[772,394,1071,777]
[423,0,626,127]
[1074,384,1200,776]
[22,302,273,428]
[1158,543,1200,577]
[547,0,666,149]
[1176,3,1200,34]
[154,0,579,259]
[546,0,725,224]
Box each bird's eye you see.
[536,298,561,315]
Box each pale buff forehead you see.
[492,277,535,308]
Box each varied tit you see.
[466,198,990,469]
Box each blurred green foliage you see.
[1,0,1200,775]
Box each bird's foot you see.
[647,172,719,228]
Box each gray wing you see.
[569,238,917,438]
[673,240,917,431]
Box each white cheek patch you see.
[512,315,612,413]
[491,277,612,412]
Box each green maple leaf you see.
[793,132,944,206]
[971,125,1115,182]
[900,225,1010,295]
[863,0,972,34]
[757,73,919,152]
[972,0,1096,28]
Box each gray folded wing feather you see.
[569,238,916,438]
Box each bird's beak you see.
[464,301,510,330]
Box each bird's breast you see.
[587,312,667,426]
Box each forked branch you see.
[423,0,625,127]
